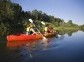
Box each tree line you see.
[0,0,84,36]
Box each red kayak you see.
[7,34,43,41]
[7,32,56,42]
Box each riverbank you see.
[54,27,79,31]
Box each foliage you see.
[79,24,84,31]
[0,0,83,36]
[0,0,24,35]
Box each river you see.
[0,31,84,62]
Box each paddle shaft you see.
[32,23,44,37]
[29,19,47,40]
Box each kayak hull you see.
[7,34,43,42]
[7,33,56,42]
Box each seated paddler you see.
[44,24,54,34]
[26,23,39,35]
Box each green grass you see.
[54,26,79,31]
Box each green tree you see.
[31,9,39,20]
[67,20,72,24]
[0,0,24,34]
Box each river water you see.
[0,31,84,62]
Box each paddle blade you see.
[29,19,33,23]
[43,37,48,41]
[41,21,45,25]
[58,34,61,37]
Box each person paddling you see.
[26,23,38,35]
[44,24,53,34]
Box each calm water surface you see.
[0,31,84,62]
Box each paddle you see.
[41,21,46,25]
[41,21,61,38]
[29,19,48,41]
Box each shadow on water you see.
[0,30,84,62]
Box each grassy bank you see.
[54,27,79,31]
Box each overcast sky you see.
[11,0,84,25]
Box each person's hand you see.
[32,32,37,35]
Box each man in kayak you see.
[26,23,38,35]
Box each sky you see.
[11,0,84,25]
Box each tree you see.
[80,24,84,29]
[0,0,24,34]
[49,15,55,22]
[67,20,73,24]
[31,9,39,20]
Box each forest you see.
[0,0,84,36]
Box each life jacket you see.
[44,27,51,33]
[26,27,33,35]
[27,27,38,35]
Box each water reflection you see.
[7,34,65,59]
[58,29,79,36]
[4,31,84,62]
[47,35,64,49]
[7,39,49,57]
